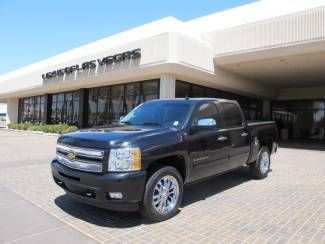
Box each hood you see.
[57,124,179,149]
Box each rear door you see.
[220,102,250,168]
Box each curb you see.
[2,128,59,137]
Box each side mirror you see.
[119,116,125,122]
[191,118,217,132]
[197,118,216,126]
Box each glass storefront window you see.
[40,97,45,122]
[56,101,63,123]
[88,87,110,126]
[30,97,36,122]
[18,95,45,123]
[175,82,191,98]
[19,80,159,127]
[143,80,159,102]
[272,100,325,140]
[50,91,80,126]
[65,93,73,124]
[73,101,79,124]
[176,80,262,121]
[87,80,159,126]
[111,101,124,122]
[33,97,39,122]
[72,91,79,125]
[111,85,125,123]
[88,88,98,126]
[125,83,140,113]
[206,88,219,98]
[191,85,205,97]
[51,95,57,123]
[97,87,110,125]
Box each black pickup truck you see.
[52,98,278,221]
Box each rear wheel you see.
[250,146,270,179]
[141,166,183,222]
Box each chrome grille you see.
[56,144,105,173]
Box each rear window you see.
[221,103,243,128]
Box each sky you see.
[0,0,257,75]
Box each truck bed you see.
[246,120,278,164]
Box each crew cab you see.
[51,98,278,222]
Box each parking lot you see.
[0,129,324,243]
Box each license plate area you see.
[54,176,96,199]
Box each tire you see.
[249,146,271,179]
[141,166,183,222]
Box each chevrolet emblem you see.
[67,152,76,161]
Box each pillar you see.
[44,94,52,124]
[262,99,271,120]
[159,74,176,99]
[6,98,19,125]
[78,88,88,128]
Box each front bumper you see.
[51,160,146,211]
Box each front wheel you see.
[249,146,271,179]
[141,166,183,222]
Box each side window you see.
[193,103,220,128]
[221,103,243,128]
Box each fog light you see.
[109,192,123,199]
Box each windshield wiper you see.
[120,121,133,125]
[121,121,161,126]
[140,122,161,126]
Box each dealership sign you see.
[42,48,141,80]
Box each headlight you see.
[108,147,141,172]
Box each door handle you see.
[217,136,228,142]
[241,132,248,137]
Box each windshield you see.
[120,101,191,128]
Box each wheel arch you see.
[146,154,188,183]
[259,138,273,153]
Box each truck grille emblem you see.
[67,152,76,161]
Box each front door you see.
[186,102,230,181]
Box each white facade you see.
[0,103,7,127]
[0,0,325,128]
[0,103,6,114]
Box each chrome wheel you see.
[152,175,179,214]
[260,151,270,174]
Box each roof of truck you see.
[149,98,236,103]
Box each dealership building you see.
[0,103,6,121]
[0,0,324,140]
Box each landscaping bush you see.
[7,123,78,134]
